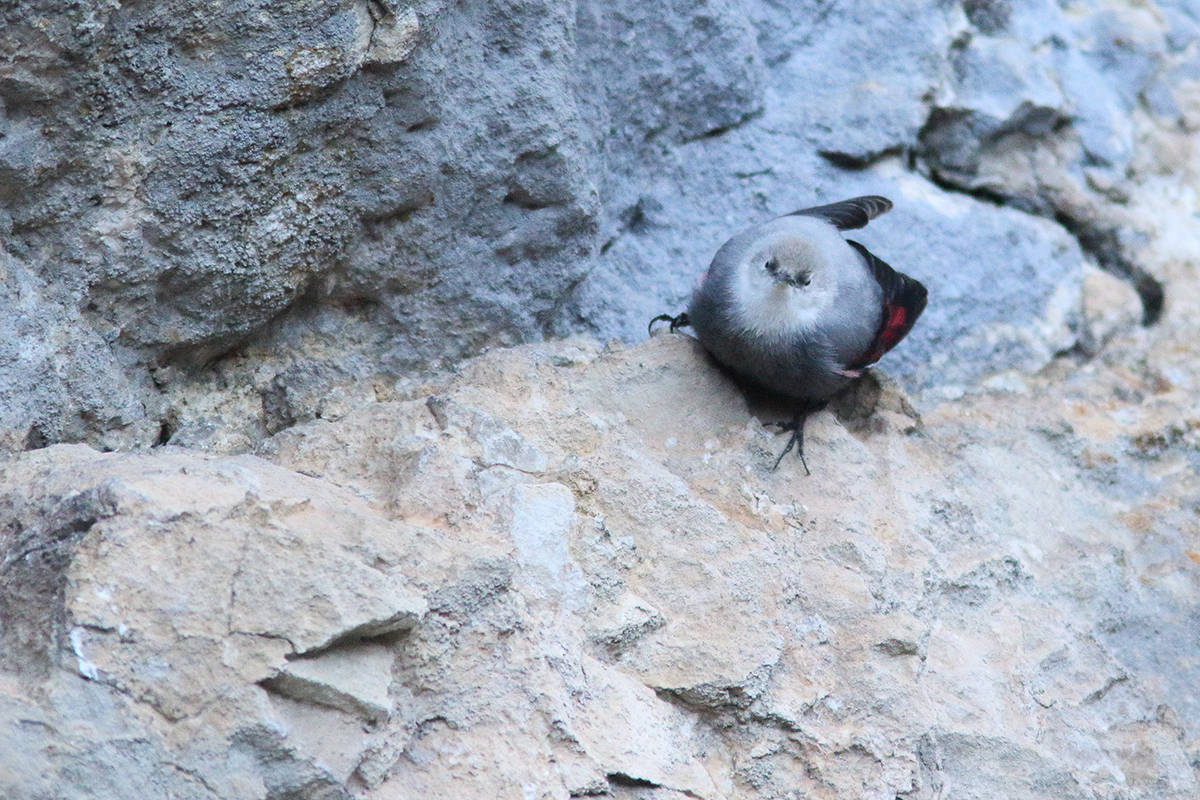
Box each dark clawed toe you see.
[648,312,690,335]
[648,314,674,336]
[771,422,809,475]
[766,401,826,474]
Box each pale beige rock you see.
[1082,264,1143,346]
[365,7,420,65]
[508,483,588,607]
[3,318,1200,798]
[264,642,395,723]
[568,654,719,797]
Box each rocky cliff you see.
[2,1,1199,798]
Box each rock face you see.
[3,1,1200,798]
[2,0,1199,448]
[4,314,1200,797]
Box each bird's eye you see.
[765,258,779,275]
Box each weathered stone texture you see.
[1,0,1197,448]
[3,1,1200,797]
[4,293,1200,796]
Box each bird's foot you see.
[765,400,828,474]
[767,418,809,474]
[648,312,691,336]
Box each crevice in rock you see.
[818,144,905,171]
[911,104,1165,326]
[1052,210,1164,326]
[226,524,254,643]
[921,165,1021,211]
[360,190,437,225]
[682,108,765,143]
[1054,334,1099,364]
[155,414,177,447]
[502,188,562,211]
[619,196,661,236]
[734,167,773,179]
[165,762,223,796]
[606,772,659,788]
[404,118,438,133]
[594,196,663,262]
[230,630,299,653]
[1083,673,1129,704]
[21,425,49,451]
[651,665,778,726]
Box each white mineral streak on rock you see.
[68,628,99,681]
[509,483,587,609]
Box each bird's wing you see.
[787,196,893,231]
[844,239,927,369]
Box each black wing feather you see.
[788,195,893,231]
[844,239,928,369]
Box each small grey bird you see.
[650,196,927,472]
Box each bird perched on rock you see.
[650,196,927,472]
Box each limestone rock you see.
[6,321,1199,797]
[264,642,395,724]
[3,1,1200,797]
[0,248,155,450]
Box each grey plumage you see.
[687,213,883,400]
[651,196,927,470]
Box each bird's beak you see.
[783,271,811,288]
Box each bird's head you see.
[764,255,811,288]
[723,218,846,339]
[759,238,820,289]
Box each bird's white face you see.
[731,235,840,339]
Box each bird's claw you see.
[771,421,809,474]
[648,312,691,336]
[765,401,827,474]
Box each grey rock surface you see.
[0,246,154,449]
[1,0,1196,450]
[3,3,1200,795]
[1,0,598,381]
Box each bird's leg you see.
[771,418,809,473]
[648,312,691,336]
[767,399,828,474]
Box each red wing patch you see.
[844,240,928,370]
[855,305,910,367]
[879,305,909,352]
